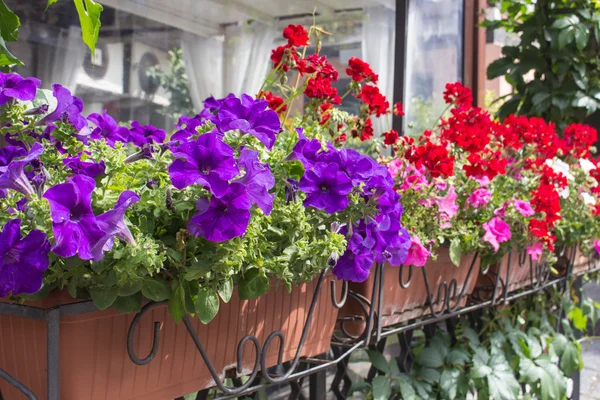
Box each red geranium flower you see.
[383,129,399,145]
[443,82,473,109]
[283,24,309,47]
[305,76,341,104]
[270,45,298,72]
[345,57,378,84]
[258,91,287,114]
[360,118,374,141]
[406,139,455,178]
[563,123,598,158]
[394,102,405,117]
[358,85,390,117]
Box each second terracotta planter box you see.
[0,275,341,400]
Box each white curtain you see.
[223,21,275,97]
[38,26,87,93]
[181,32,224,112]
[362,6,396,135]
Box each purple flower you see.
[43,175,105,260]
[188,182,251,242]
[63,155,106,178]
[0,146,27,167]
[285,178,299,202]
[171,116,204,143]
[299,162,352,214]
[0,72,41,105]
[0,219,50,297]
[235,148,275,215]
[0,143,44,197]
[87,110,130,147]
[333,227,376,282]
[90,191,140,261]
[128,121,166,147]
[513,199,535,217]
[217,94,281,150]
[372,214,411,265]
[289,129,322,168]
[168,133,239,197]
[467,188,492,208]
[40,84,87,130]
[482,217,512,253]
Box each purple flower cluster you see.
[0,143,44,198]
[291,130,411,282]
[0,73,40,105]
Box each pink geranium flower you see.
[482,217,512,252]
[527,242,543,261]
[387,159,402,179]
[514,199,535,217]
[403,236,431,267]
[467,188,491,208]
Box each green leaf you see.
[371,376,392,400]
[119,281,144,297]
[568,307,588,331]
[112,293,142,313]
[218,277,233,303]
[141,278,171,302]
[440,369,460,399]
[558,28,574,49]
[347,380,370,396]
[238,268,270,300]
[90,286,119,310]
[449,239,461,267]
[416,347,444,368]
[0,35,21,67]
[470,364,492,379]
[487,57,513,79]
[73,0,103,54]
[0,0,20,42]
[367,350,390,374]
[574,25,589,51]
[446,349,470,366]
[488,369,520,400]
[560,342,580,376]
[169,285,186,323]
[194,288,220,324]
[532,92,551,107]
[46,0,59,9]
[551,18,570,30]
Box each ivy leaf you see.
[169,284,186,323]
[371,376,392,400]
[367,350,391,374]
[0,0,20,42]
[449,239,461,267]
[0,35,21,67]
[238,268,270,300]
[141,278,171,302]
[218,277,233,303]
[90,286,119,310]
[194,288,220,324]
[416,347,444,368]
[73,0,103,54]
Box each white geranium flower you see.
[545,158,574,181]
[559,187,570,199]
[582,192,597,205]
[580,158,597,174]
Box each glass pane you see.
[5,1,396,136]
[404,0,463,135]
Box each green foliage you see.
[72,0,103,55]
[485,0,600,127]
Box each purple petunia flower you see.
[0,143,44,197]
[87,110,130,147]
[0,219,50,297]
[289,129,322,168]
[217,94,281,150]
[63,155,106,178]
[299,162,352,214]
[235,148,275,215]
[40,84,87,130]
[42,175,105,260]
[333,228,376,282]
[168,132,239,197]
[0,72,41,105]
[171,115,204,143]
[90,191,140,261]
[188,182,251,242]
[128,121,166,147]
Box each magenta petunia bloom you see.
[595,239,600,256]
[87,110,130,147]
[436,185,459,219]
[482,217,512,252]
[40,84,87,130]
[299,162,352,214]
[513,199,535,217]
[63,155,106,178]
[467,188,492,208]
[0,72,41,105]
[403,236,431,267]
[188,182,251,242]
[128,121,166,147]
[169,132,239,197]
[217,94,281,150]
[90,191,140,261]
[0,143,43,197]
[527,242,543,261]
[43,175,105,260]
[235,148,275,215]
[0,219,51,297]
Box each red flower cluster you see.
[502,115,560,159]
[528,219,556,251]
[358,85,390,117]
[360,119,374,141]
[440,107,493,153]
[443,82,473,109]
[271,45,298,72]
[563,123,598,158]
[303,55,341,105]
[394,102,405,117]
[283,24,310,47]
[383,129,399,145]
[405,139,455,178]
[346,57,378,84]
[305,77,341,104]
[258,91,286,114]
[462,151,508,180]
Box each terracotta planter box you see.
[0,275,342,400]
[571,246,599,276]
[339,249,481,333]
